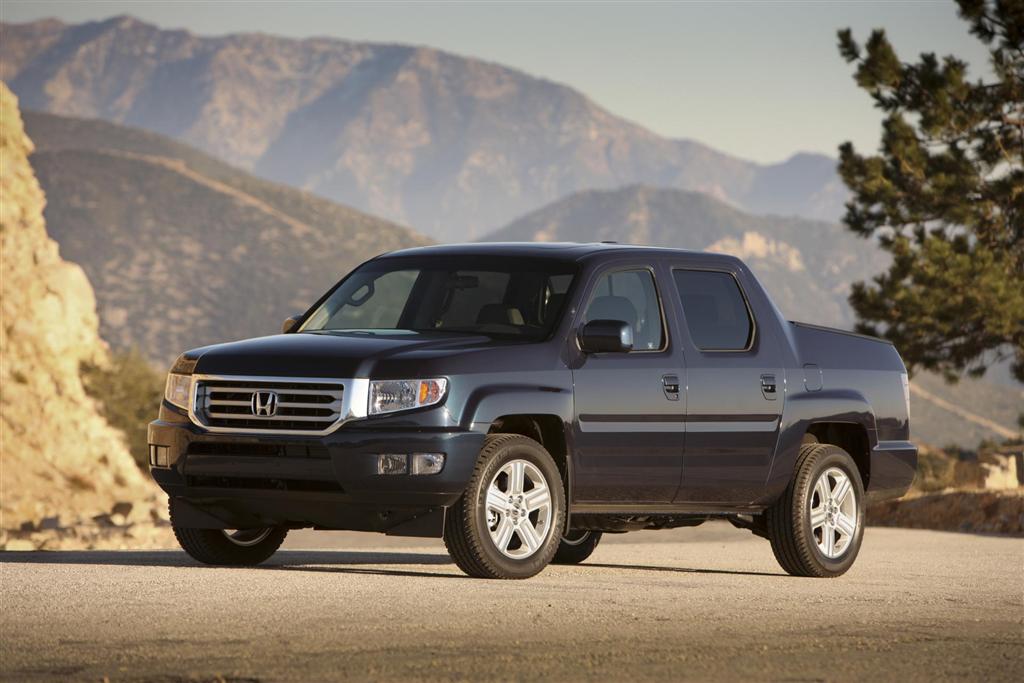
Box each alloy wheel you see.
[809,467,858,559]
[484,459,553,559]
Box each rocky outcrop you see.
[0,82,171,549]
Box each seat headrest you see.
[476,304,524,326]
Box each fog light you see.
[149,445,169,467]
[377,454,408,475]
[410,453,445,475]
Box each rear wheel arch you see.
[806,422,871,490]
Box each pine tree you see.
[837,0,1023,381]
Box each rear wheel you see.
[170,503,287,566]
[444,434,565,579]
[766,443,864,577]
[551,529,602,565]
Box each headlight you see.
[164,373,193,411]
[369,379,447,416]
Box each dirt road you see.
[1,523,1021,681]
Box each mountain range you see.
[1,15,847,241]
[23,109,426,365]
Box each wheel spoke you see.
[493,517,515,551]
[486,486,510,513]
[523,484,550,512]
[809,506,828,529]
[835,511,856,537]
[517,521,542,553]
[814,478,830,507]
[509,461,526,495]
[832,475,852,508]
[821,523,835,557]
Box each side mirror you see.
[282,314,302,334]
[578,319,634,353]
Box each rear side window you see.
[672,270,753,350]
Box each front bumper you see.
[148,411,486,534]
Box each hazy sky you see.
[2,1,988,164]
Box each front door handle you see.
[760,374,777,400]
[662,374,680,401]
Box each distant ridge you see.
[485,184,883,329]
[2,15,847,240]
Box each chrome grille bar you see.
[187,375,369,436]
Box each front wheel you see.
[766,443,865,578]
[444,433,566,579]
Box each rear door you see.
[666,263,784,504]
[569,263,685,503]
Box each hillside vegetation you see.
[3,16,846,239]
[24,111,428,365]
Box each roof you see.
[380,241,707,262]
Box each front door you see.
[666,265,784,504]
[570,265,685,503]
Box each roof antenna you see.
[600,240,618,244]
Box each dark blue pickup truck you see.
[149,243,916,579]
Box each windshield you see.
[299,256,577,341]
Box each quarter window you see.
[672,270,753,350]
[584,269,664,351]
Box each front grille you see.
[193,377,346,435]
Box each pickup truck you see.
[149,243,917,579]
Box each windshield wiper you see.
[304,329,378,336]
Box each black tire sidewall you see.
[179,526,288,565]
[797,449,865,575]
[552,530,602,564]
[466,436,565,578]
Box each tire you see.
[766,443,865,578]
[170,501,288,566]
[551,529,602,565]
[444,433,566,579]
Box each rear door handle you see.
[760,374,777,400]
[662,374,680,401]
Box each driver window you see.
[584,269,664,351]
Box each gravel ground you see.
[1,522,1021,682]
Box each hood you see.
[189,331,497,378]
